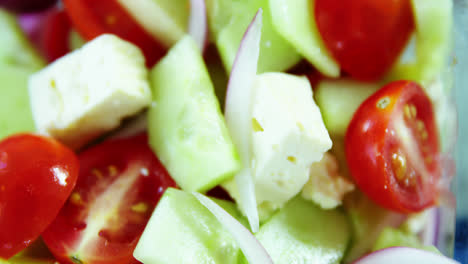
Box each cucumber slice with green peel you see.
[269,0,339,77]
[372,227,439,254]
[255,196,350,264]
[205,0,233,41]
[148,36,241,192]
[0,9,45,71]
[385,0,453,86]
[315,79,380,138]
[134,188,245,264]
[0,65,36,140]
[214,0,302,73]
[343,192,407,263]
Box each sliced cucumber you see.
[148,36,241,192]
[256,196,350,264]
[372,227,439,254]
[315,79,380,137]
[0,9,45,71]
[213,0,302,73]
[268,0,339,77]
[134,188,245,264]
[0,65,36,140]
[385,0,453,85]
[205,0,233,41]
[343,192,406,263]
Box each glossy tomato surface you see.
[42,134,176,264]
[315,0,415,81]
[41,8,72,62]
[63,0,166,67]
[345,81,441,213]
[0,134,79,259]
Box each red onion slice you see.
[188,0,208,52]
[223,9,263,233]
[193,192,273,264]
[18,10,49,47]
[352,247,459,264]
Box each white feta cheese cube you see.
[251,72,332,210]
[223,72,332,219]
[301,152,355,209]
[28,34,151,149]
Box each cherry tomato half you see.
[63,0,166,67]
[0,134,79,259]
[315,0,415,81]
[41,8,73,62]
[345,81,440,213]
[42,134,176,264]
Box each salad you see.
[0,0,459,263]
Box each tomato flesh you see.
[42,134,176,264]
[0,134,79,259]
[315,0,415,81]
[63,0,166,67]
[345,81,440,213]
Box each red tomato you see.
[42,134,176,264]
[41,9,73,62]
[315,0,415,81]
[345,81,440,213]
[0,134,79,259]
[63,0,166,67]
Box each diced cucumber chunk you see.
[343,192,406,263]
[134,188,245,264]
[372,227,439,254]
[0,9,45,71]
[386,0,453,85]
[213,0,302,73]
[148,36,241,192]
[269,0,339,77]
[315,79,380,137]
[0,65,36,140]
[256,196,350,264]
[206,0,233,40]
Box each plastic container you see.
[453,0,468,262]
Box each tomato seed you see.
[392,152,407,182]
[131,202,149,213]
[91,168,103,179]
[70,192,85,206]
[108,165,118,177]
[376,97,390,109]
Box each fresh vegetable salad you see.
[0,0,458,263]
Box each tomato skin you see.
[315,0,414,81]
[0,134,79,259]
[42,134,175,264]
[41,9,73,62]
[345,81,440,213]
[63,0,166,67]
